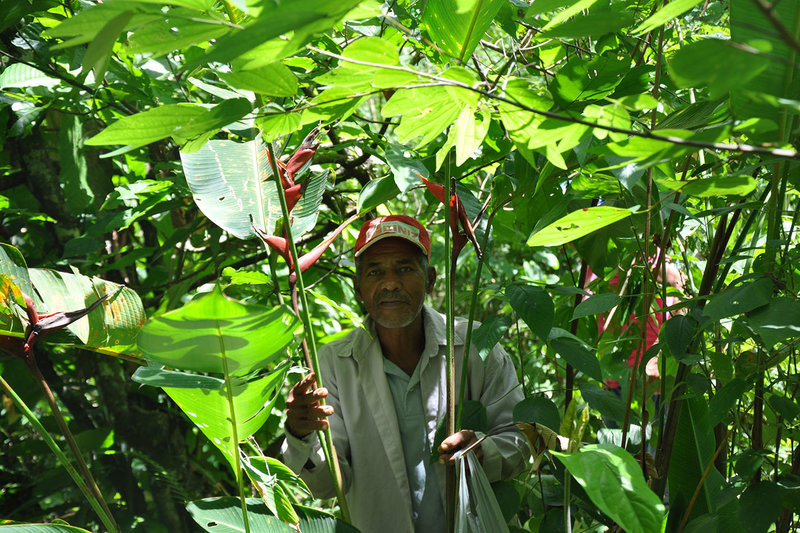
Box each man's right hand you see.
[285,372,334,438]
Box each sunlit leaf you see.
[221,63,298,97]
[86,104,207,150]
[180,137,283,239]
[0,244,145,360]
[633,0,703,36]
[0,63,60,89]
[669,38,769,100]
[137,289,300,376]
[527,206,634,247]
[422,0,505,61]
[554,444,667,533]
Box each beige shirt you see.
[282,306,529,533]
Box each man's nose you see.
[380,271,402,290]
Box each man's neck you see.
[376,313,425,376]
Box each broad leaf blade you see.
[137,289,301,376]
[180,137,283,239]
[506,283,554,340]
[422,0,505,62]
[164,365,287,467]
[528,206,634,247]
[554,444,667,533]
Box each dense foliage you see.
[1,0,799,531]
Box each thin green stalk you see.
[455,211,494,430]
[217,322,250,533]
[266,143,351,523]
[445,176,456,533]
[0,375,120,533]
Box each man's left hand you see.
[438,429,482,466]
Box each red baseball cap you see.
[354,215,431,260]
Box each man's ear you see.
[426,266,436,293]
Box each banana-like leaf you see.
[136,289,301,376]
[0,244,145,361]
[136,289,301,467]
[180,137,282,239]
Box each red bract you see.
[264,127,321,215]
[21,293,108,354]
[420,175,482,259]
[252,213,359,283]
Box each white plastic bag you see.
[454,449,510,533]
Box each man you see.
[282,215,529,533]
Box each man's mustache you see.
[374,290,411,304]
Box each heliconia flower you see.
[252,213,359,283]
[21,293,108,354]
[420,175,482,259]
[264,126,322,214]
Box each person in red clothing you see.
[587,247,686,388]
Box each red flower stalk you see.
[21,293,108,354]
[420,175,482,259]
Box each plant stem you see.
[266,143,351,523]
[0,375,119,532]
[456,211,494,430]
[445,176,456,533]
[24,358,120,533]
[217,322,251,533]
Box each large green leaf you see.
[506,283,554,340]
[553,444,666,533]
[382,67,479,147]
[136,289,301,376]
[745,297,800,347]
[633,0,704,36]
[179,137,283,239]
[221,63,298,97]
[315,37,420,92]
[669,39,769,100]
[666,395,725,529]
[549,336,602,382]
[702,277,773,321]
[192,0,363,68]
[421,0,505,62]
[527,206,634,247]
[0,244,145,360]
[85,104,207,151]
[186,498,359,533]
[730,0,800,132]
[163,365,287,467]
[125,10,229,57]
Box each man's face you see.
[355,238,434,330]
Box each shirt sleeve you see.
[475,343,531,483]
